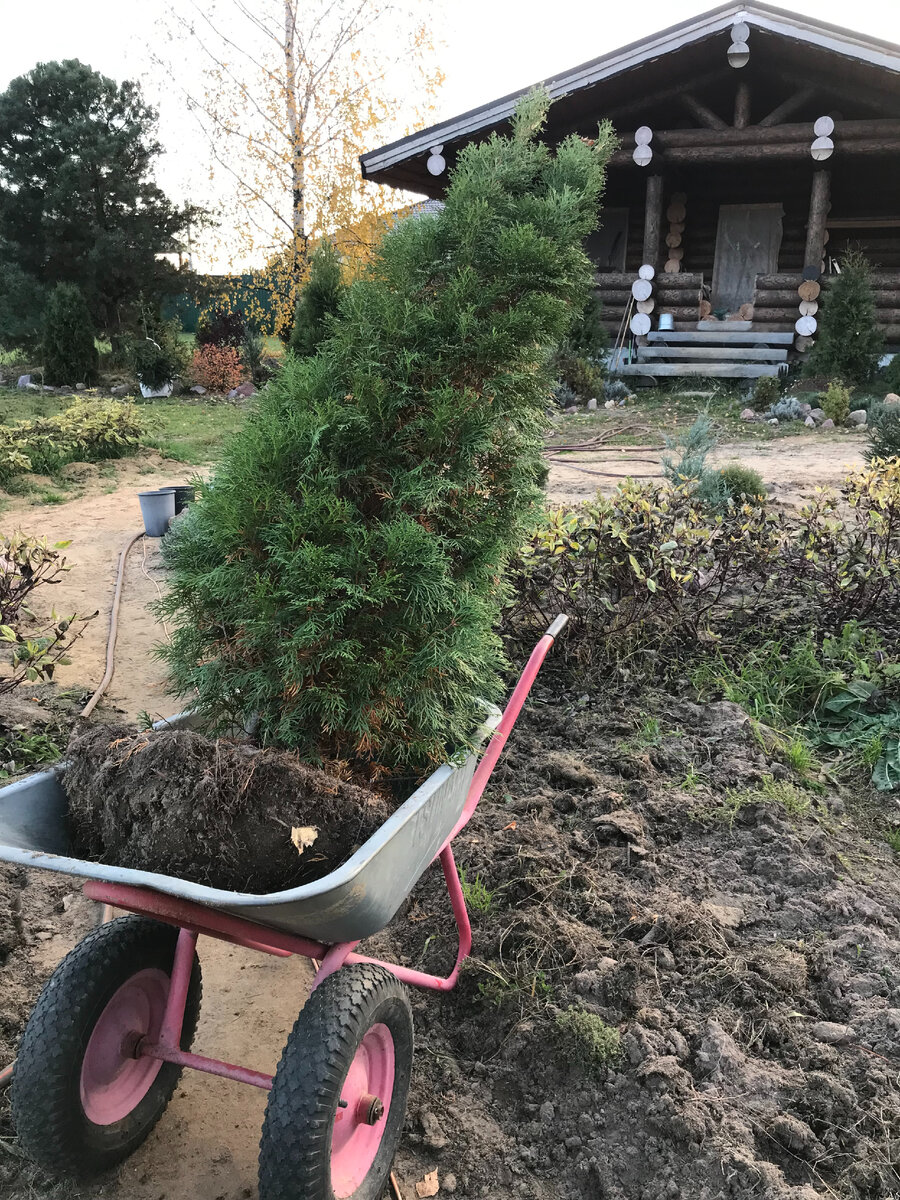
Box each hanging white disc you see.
[810,136,834,162]
[633,145,653,167]
[630,312,652,336]
[799,300,818,317]
[634,126,653,146]
[728,41,750,68]
[638,264,655,281]
[631,279,653,302]
[731,21,750,42]
[813,115,835,137]
[795,315,817,336]
[426,145,446,175]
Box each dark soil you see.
[64,724,392,892]
[361,674,900,1200]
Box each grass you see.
[886,830,900,853]
[554,1008,621,1070]
[140,399,249,465]
[36,491,66,505]
[705,775,815,827]
[459,868,495,913]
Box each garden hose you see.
[80,530,145,718]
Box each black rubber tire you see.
[11,914,202,1177]
[258,964,414,1200]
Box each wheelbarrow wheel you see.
[259,963,413,1200]
[11,914,202,1177]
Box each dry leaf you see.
[415,1170,439,1198]
[290,826,318,855]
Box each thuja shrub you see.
[160,92,613,769]
[189,345,246,393]
[289,240,346,358]
[42,283,98,386]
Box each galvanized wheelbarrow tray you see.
[0,617,567,1200]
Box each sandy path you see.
[546,432,867,506]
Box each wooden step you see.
[646,330,794,345]
[617,362,783,379]
[637,346,788,362]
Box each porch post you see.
[804,169,830,272]
[642,174,665,269]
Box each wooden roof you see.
[361,1,900,195]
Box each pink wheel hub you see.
[331,1023,395,1198]
[80,968,170,1125]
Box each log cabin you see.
[360,2,900,380]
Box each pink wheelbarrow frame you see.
[74,618,565,1128]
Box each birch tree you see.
[160,0,442,333]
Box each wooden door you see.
[712,204,783,314]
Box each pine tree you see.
[159,93,613,771]
[805,249,884,385]
[289,241,345,357]
[42,283,98,386]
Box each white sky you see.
[1,0,898,263]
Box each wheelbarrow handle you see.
[546,614,569,641]
[440,614,569,848]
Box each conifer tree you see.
[806,249,884,385]
[289,241,346,357]
[42,283,98,386]
[159,93,613,770]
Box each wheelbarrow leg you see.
[158,928,198,1050]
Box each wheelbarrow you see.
[0,616,567,1200]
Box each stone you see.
[16,374,31,389]
[110,383,130,397]
[539,1101,555,1124]
[701,900,743,929]
[227,381,256,400]
[739,408,757,422]
[587,397,597,411]
[884,392,900,406]
[821,418,834,430]
[190,385,207,395]
[593,810,645,842]
[804,416,816,428]
[798,402,812,415]
[809,407,826,423]
[442,1175,457,1193]
[420,1110,448,1150]
[847,409,867,426]
[810,1021,855,1045]
[75,381,87,391]
[767,418,778,425]
[565,405,578,414]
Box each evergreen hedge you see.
[42,283,98,386]
[289,241,346,358]
[159,93,613,770]
[805,250,883,385]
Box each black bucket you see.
[157,485,196,515]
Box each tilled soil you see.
[365,674,900,1200]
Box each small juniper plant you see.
[289,240,346,358]
[159,92,613,771]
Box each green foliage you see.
[0,728,61,778]
[662,412,717,485]
[42,284,98,386]
[552,293,608,401]
[886,829,900,853]
[131,339,173,390]
[159,92,614,769]
[751,375,781,412]
[866,403,900,462]
[505,479,782,666]
[241,329,266,384]
[814,678,900,792]
[0,60,196,330]
[459,868,495,913]
[128,304,190,388]
[0,399,144,482]
[708,776,813,826]
[805,251,883,385]
[0,533,92,693]
[289,242,346,358]
[197,306,246,349]
[554,1008,621,1069]
[715,464,766,503]
[768,396,809,422]
[823,379,850,425]
[877,355,900,395]
[0,261,46,351]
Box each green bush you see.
[823,379,850,425]
[878,355,900,396]
[158,92,614,770]
[0,399,144,482]
[289,241,346,358]
[716,463,766,502]
[751,375,780,412]
[866,402,900,462]
[131,338,174,390]
[42,283,98,386]
[553,293,608,401]
[805,250,883,385]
